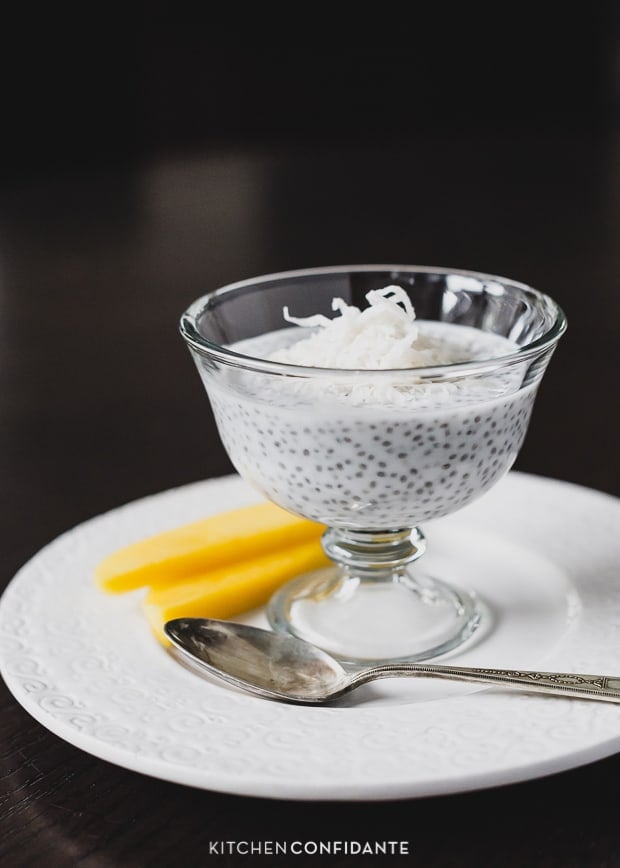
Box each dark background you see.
[4,7,619,175]
[1,6,619,866]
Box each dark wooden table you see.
[1,128,619,866]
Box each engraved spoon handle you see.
[351,664,620,703]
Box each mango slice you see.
[95,501,325,593]
[143,539,330,644]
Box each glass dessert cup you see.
[180,265,566,665]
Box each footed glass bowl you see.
[180,265,566,665]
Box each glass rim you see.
[179,264,567,379]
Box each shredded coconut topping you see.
[226,286,521,408]
[271,286,448,369]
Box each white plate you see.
[1,472,619,801]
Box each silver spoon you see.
[164,617,620,705]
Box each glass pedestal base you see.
[267,566,481,666]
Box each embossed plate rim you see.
[0,472,619,801]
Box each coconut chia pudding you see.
[200,287,537,529]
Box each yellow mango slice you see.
[143,539,330,644]
[95,501,325,594]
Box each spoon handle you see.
[356,664,620,703]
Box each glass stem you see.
[321,527,426,580]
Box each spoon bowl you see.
[165,617,350,702]
[164,618,620,705]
